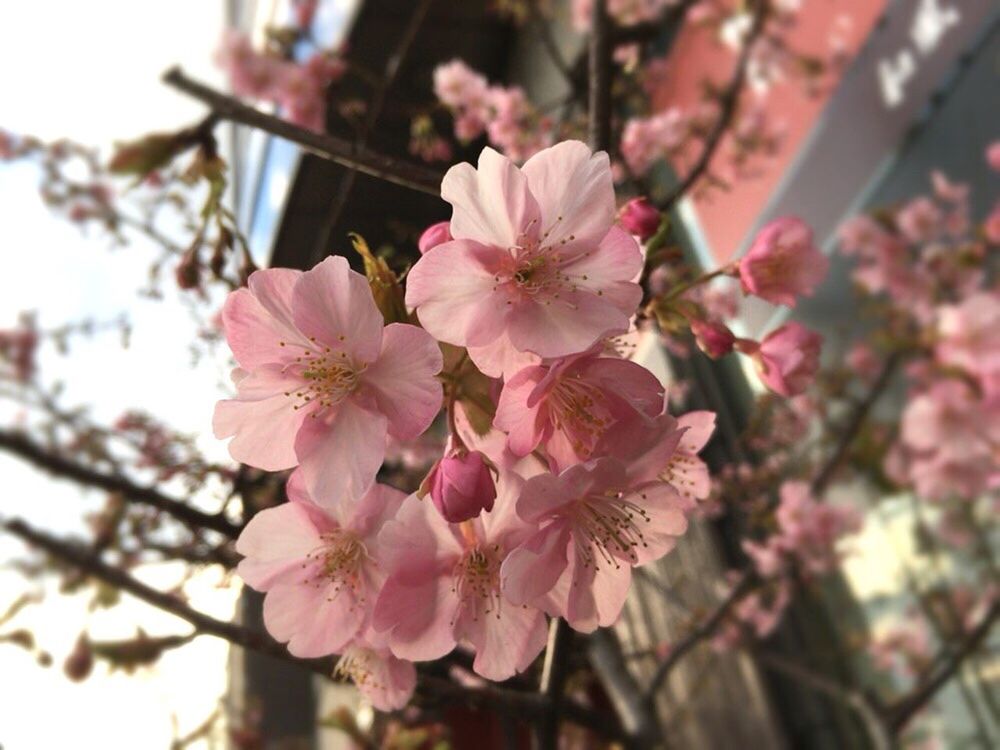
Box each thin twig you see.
[588,0,613,152]
[646,570,757,695]
[161,67,442,196]
[0,428,238,538]
[887,598,1000,733]
[658,0,769,210]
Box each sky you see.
[0,2,243,748]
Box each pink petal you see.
[213,365,307,471]
[521,140,615,258]
[362,323,443,440]
[373,574,460,662]
[465,598,548,681]
[565,553,631,632]
[624,483,689,565]
[500,522,571,605]
[441,147,541,248]
[677,411,716,453]
[263,581,363,657]
[223,268,307,369]
[506,290,630,359]
[235,503,323,590]
[405,240,511,348]
[291,256,384,362]
[495,365,549,456]
[561,226,643,305]
[467,331,541,379]
[294,399,387,506]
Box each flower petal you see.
[223,268,306,369]
[235,502,324,590]
[294,399,387,506]
[500,522,571,605]
[442,147,541,248]
[363,323,443,440]
[291,256,384,362]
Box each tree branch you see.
[646,569,758,695]
[0,428,239,538]
[161,67,442,197]
[887,598,1000,733]
[588,0,613,152]
[658,0,769,210]
[810,351,902,496]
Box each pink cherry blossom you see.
[235,473,406,658]
[418,221,453,254]
[621,108,688,175]
[896,196,943,244]
[986,141,1000,171]
[739,322,822,397]
[372,486,548,681]
[935,291,1000,381]
[424,446,497,523]
[501,454,689,632]
[618,197,661,241]
[214,256,443,503]
[495,349,665,472]
[658,411,716,503]
[738,217,829,307]
[405,142,643,376]
[334,643,416,711]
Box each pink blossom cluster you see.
[218,142,716,708]
[839,157,1000,502]
[215,29,345,132]
[432,60,554,162]
[742,480,860,578]
[664,216,828,397]
[0,319,38,383]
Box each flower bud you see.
[418,221,453,254]
[619,197,661,241]
[425,449,496,523]
[987,142,1000,172]
[691,319,735,358]
[739,217,828,307]
[744,322,822,397]
[64,634,94,682]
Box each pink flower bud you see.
[987,142,1000,172]
[426,449,496,523]
[619,197,661,241]
[739,217,828,307]
[745,322,822,396]
[418,221,453,254]
[691,319,735,358]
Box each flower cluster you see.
[216,29,345,132]
[432,60,554,162]
[838,155,1000,502]
[219,141,716,708]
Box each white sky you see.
[0,3,244,748]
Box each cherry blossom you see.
[405,141,643,376]
[372,485,548,681]
[737,322,822,397]
[738,217,829,307]
[235,473,406,658]
[214,256,443,503]
[494,348,665,472]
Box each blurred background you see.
[0,1,998,748]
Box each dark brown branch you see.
[588,0,613,152]
[2,517,289,660]
[810,351,901,496]
[0,428,238,538]
[887,598,1000,733]
[162,67,442,196]
[658,0,769,210]
[646,569,757,695]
